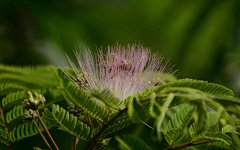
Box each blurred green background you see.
[1,0,240,95]
[0,0,240,149]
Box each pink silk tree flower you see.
[65,43,177,108]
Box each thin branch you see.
[71,136,78,150]
[95,142,101,150]
[36,110,60,150]
[83,108,127,150]
[164,140,214,150]
[88,114,95,130]
[0,107,11,150]
[33,120,53,150]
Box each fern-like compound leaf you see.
[2,89,45,109]
[115,135,152,150]
[57,81,108,122]
[167,104,196,130]
[0,129,10,145]
[0,83,28,96]
[164,104,196,146]
[9,119,50,143]
[42,104,91,141]
[128,97,147,123]
[207,112,220,132]
[156,93,174,139]
[91,118,132,139]
[193,133,232,146]
[154,79,233,96]
[6,105,27,124]
[91,88,124,110]
[0,65,58,88]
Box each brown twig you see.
[95,142,101,150]
[164,140,214,150]
[0,107,11,150]
[88,114,95,130]
[36,110,60,150]
[33,120,53,150]
[70,136,77,150]
[83,108,127,150]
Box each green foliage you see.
[155,78,233,96]
[0,64,63,149]
[164,104,196,146]
[92,118,132,139]
[9,119,50,143]
[115,135,152,150]
[91,88,124,110]
[128,97,147,123]
[167,104,196,130]
[156,93,174,139]
[6,105,27,124]
[194,133,232,146]
[0,64,240,150]
[0,129,10,145]
[57,81,108,122]
[42,104,91,141]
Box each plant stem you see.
[71,136,79,150]
[33,120,53,150]
[88,114,95,130]
[164,140,214,150]
[36,110,60,150]
[95,142,101,150]
[83,108,127,150]
[0,107,11,150]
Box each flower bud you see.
[22,91,46,110]
[23,109,38,122]
[67,104,84,117]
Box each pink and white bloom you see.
[66,43,176,108]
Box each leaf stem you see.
[88,114,95,130]
[83,108,127,150]
[164,140,214,150]
[0,107,11,150]
[95,142,101,150]
[36,110,60,150]
[70,136,78,150]
[33,120,53,150]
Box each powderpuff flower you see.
[65,43,176,109]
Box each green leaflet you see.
[149,92,161,118]
[0,129,10,145]
[222,124,235,134]
[0,83,28,96]
[115,135,152,150]
[154,79,233,96]
[156,93,174,139]
[91,118,132,139]
[0,65,58,88]
[192,141,235,150]
[42,104,91,141]
[9,118,50,143]
[167,104,196,130]
[57,81,108,122]
[2,89,46,109]
[128,97,147,123]
[205,99,234,125]
[207,112,220,132]
[164,104,196,146]
[195,101,208,135]
[6,105,28,124]
[194,133,232,146]
[91,88,124,110]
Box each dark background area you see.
[0,0,240,149]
